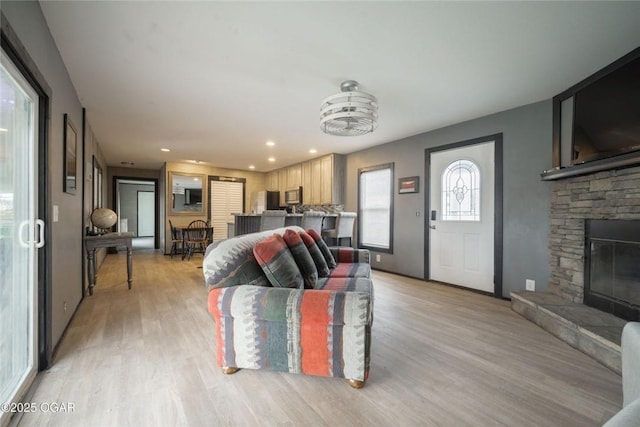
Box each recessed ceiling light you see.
[309,148,317,154]
[266,141,275,147]
[120,161,135,166]
[268,157,276,162]
[0,128,8,132]
[160,148,170,152]
[248,165,256,170]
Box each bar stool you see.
[260,210,287,231]
[322,212,356,246]
[301,211,325,234]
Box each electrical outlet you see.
[64,301,68,313]
[525,279,535,292]
[375,254,381,262]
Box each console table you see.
[84,232,133,295]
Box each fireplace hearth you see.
[585,219,640,321]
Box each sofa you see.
[603,322,640,426]
[203,226,374,388]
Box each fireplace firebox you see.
[585,220,640,321]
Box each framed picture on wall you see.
[63,113,77,194]
[399,176,419,194]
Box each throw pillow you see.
[282,229,318,289]
[253,234,303,288]
[299,231,330,277]
[306,228,337,268]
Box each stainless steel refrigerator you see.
[250,190,280,214]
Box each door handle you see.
[429,224,436,230]
[17,220,45,248]
[18,220,30,248]
[35,219,45,248]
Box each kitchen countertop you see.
[232,212,337,217]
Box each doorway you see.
[425,134,503,296]
[113,177,159,250]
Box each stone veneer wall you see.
[549,165,640,303]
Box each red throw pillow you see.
[299,231,330,277]
[283,229,318,289]
[253,234,303,288]
[306,228,337,268]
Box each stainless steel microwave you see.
[285,186,303,205]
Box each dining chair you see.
[188,219,209,228]
[168,219,183,259]
[322,212,357,247]
[301,210,325,234]
[183,221,213,260]
[260,210,287,231]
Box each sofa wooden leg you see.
[221,366,240,375]
[348,379,365,389]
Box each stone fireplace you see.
[585,219,640,319]
[549,165,640,320]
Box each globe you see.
[90,208,118,231]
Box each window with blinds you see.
[210,179,244,241]
[358,163,394,253]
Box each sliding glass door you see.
[0,49,42,426]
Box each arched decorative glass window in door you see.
[442,159,481,221]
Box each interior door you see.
[429,141,494,293]
[0,50,42,425]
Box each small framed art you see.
[398,176,419,194]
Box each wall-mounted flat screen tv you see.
[571,51,640,165]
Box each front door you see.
[429,141,495,293]
[0,49,43,425]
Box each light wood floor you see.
[17,251,622,427]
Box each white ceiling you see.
[39,1,640,172]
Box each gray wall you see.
[3,1,86,346]
[345,100,552,297]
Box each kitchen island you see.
[230,213,336,237]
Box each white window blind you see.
[210,180,243,241]
[359,164,393,251]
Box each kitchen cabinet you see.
[302,161,313,204]
[268,154,344,206]
[278,169,288,205]
[266,171,279,191]
[287,164,302,189]
[304,154,344,205]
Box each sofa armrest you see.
[329,247,370,264]
[603,398,640,427]
[622,322,640,406]
[208,285,372,380]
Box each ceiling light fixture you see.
[320,80,378,136]
[248,165,256,170]
[309,148,317,154]
[266,141,275,147]
[160,148,170,152]
[268,157,276,162]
